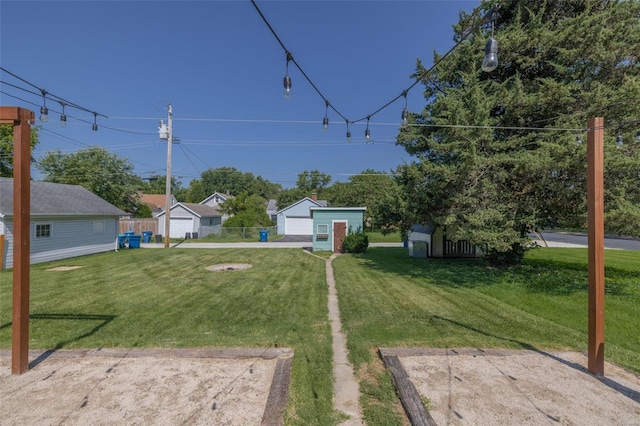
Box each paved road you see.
[538,231,640,250]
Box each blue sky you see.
[1,0,478,188]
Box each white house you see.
[0,178,125,269]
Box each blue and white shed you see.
[310,207,366,252]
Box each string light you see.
[322,100,329,132]
[59,102,67,128]
[401,91,409,128]
[576,134,582,144]
[250,0,503,141]
[283,51,293,99]
[39,89,49,122]
[482,10,499,73]
[1,67,107,132]
[365,117,371,142]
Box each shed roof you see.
[0,178,126,217]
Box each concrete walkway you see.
[326,254,363,425]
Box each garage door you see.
[285,217,313,235]
[170,217,193,238]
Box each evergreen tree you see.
[397,0,640,264]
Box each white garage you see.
[276,197,327,235]
[284,217,313,235]
[169,217,193,238]
[157,202,222,239]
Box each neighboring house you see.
[140,193,177,217]
[276,196,327,236]
[266,199,278,223]
[157,202,222,239]
[0,178,125,270]
[310,207,366,252]
[199,192,234,223]
[408,224,483,258]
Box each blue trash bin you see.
[259,230,268,242]
[142,231,152,243]
[118,234,127,248]
[128,235,141,248]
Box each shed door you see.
[333,222,347,253]
[285,217,313,235]
[170,217,193,238]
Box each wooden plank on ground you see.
[261,356,293,426]
[380,350,437,426]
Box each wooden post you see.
[587,117,605,376]
[0,106,33,375]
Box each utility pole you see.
[159,104,173,248]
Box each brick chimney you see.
[311,192,317,201]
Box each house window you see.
[35,224,51,239]
[317,224,329,239]
[93,220,105,234]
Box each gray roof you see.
[156,202,222,218]
[181,203,222,217]
[0,178,126,217]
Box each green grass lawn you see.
[364,230,402,243]
[0,248,340,426]
[1,246,638,425]
[333,247,640,425]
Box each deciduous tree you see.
[37,146,144,213]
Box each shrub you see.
[342,233,369,253]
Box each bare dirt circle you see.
[206,264,252,272]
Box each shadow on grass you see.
[354,248,637,297]
[433,315,640,405]
[26,313,117,368]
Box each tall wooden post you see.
[587,117,605,376]
[0,106,34,375]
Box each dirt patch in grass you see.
[45,266,83,271]
[206,263,252,272]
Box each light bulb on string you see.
[92,112,98,131]
[346,120,352,143]
[481,9,498,72]
[283,51,293,99]
[322,100,329,132]
[59,102,67,128]
[365,117,371,143]
[616,134,624,147]
[39,89,49,122]
[401,90,409,128]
